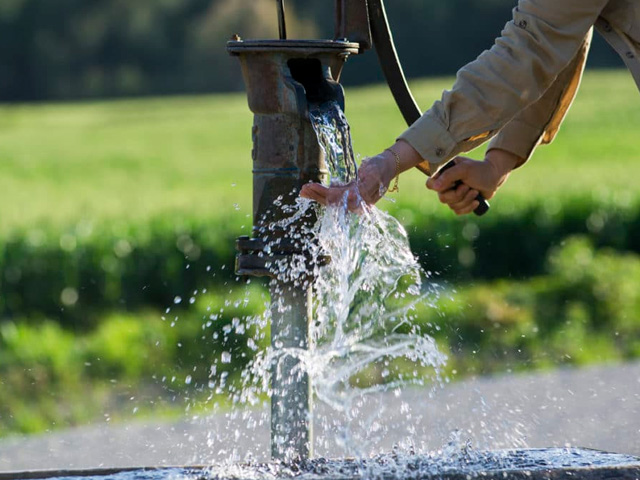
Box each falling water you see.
[304,102,447,457]
[200,99,447,470]
[181,103,640,477]
[134,101,515,471]
[308,102,357,185]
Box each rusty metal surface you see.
[335,0,372,52]
[227,39,357,238]
[236,237,329,277]
[228,40,359,84]
[228,42,354,458]
[228,37,361,461]
[227,40,359,54]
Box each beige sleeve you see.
[398,0,608,174]
[487,30,592,166]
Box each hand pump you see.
[228,0,483,464]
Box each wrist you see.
[390,139,424,172]
[485,148,522,176]
[381,149,399,186]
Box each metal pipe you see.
[270,280,313,461]
[277,0,287,40]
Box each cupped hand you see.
[300,151,396,211]
[426,149,521,215]
[299,181,362,211]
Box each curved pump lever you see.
[366,0,428,174]
[277,0,287,40]
[367,0,490,216]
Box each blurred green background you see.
[1,0,640,440]
[0,0,623,102]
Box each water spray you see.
[228,0,500,464]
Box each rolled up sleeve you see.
[399,0,609,172]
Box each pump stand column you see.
[229,39,358,462]
[270,281,312,460]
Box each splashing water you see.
[13,106,640,480]
[163,101,528,469]
[307,103,447,457]
[227,100,448,461]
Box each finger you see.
[437,185,469,205]
[430,162,468,192]
[300,183,329,205]
[453,200,480,216]
[449,188,479,211]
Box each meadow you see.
[1,69,640,437]
[1,69,639,235]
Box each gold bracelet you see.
[386,148,401,193]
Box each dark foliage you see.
[0,0,622,102]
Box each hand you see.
[300,151,397,210]
[426,149,521,215]
[299,181,361,211]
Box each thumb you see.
[429,159,467,192]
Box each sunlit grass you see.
[1,70,639,438]
[0,69,638,235]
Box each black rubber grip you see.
[438,160,490,217]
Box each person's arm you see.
[485,31,592,167]
[399,0,607,172]
[300,140,422,208]
[301,0,607,210]
[426,31,593,215]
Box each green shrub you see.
[0,284,269,437]
[404,196,640,282]
[84,312,178,380]
[4,196,640,328]
[417,236,640,376]
[0,320,83,385]
[1,216,238,330]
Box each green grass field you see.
[2,69,640,437]
[1,69,639,236]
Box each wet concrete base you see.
[2,449,640,480]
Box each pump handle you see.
[437,160,490,216]
[366,0,426,174]
[367,0,490,215]
[277,0,287,40]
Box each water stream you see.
[303,102,446,457]
[212,101,447,463]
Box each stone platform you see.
[1,449,640,480]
